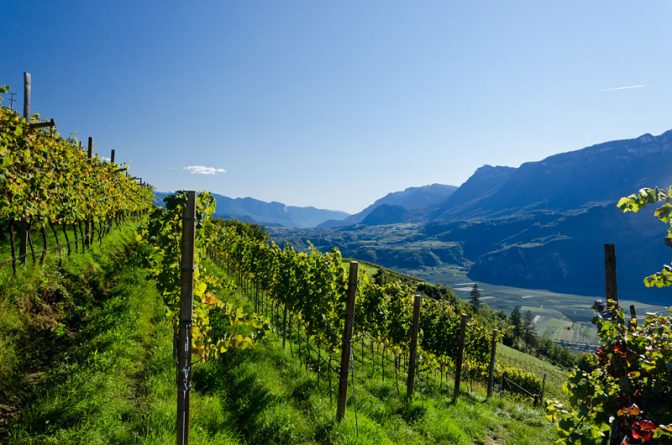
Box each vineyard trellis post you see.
[110,148,115,164]
[18,72,31,265]
[604,243,617,304]
[336,261,358,421]
[453,313,468,401]
[406,294,422,400]
[87,136,93,159]
[177,191,196,445]
[486,328,498,399]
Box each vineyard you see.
[0,92,153,271]
[3,78,672,443]
[203,209,545,402]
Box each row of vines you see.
[141,192,267,361]
[0,105,154,266]
[205,212,542,397]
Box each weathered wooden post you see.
[604,244,618,304]
[18,72,31,265]
[23,72,31,122]
[336,261,358,421]
[453,313,468,401]
[540,373,547,406]
[406,294,422,399]
[110,149,116,164]
[177,191,196,445]
[486,328,498,399]
[629,304,637,328]
[83,137,94,247]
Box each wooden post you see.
[540,373,547,407]
[87,136,93,159]
[406,294,422,399]
[110,149,116,164]
[177,191,196,445]
[604,244,618,304]
[336,261,358,421]
[453,313,468,401]
[629,304,637,328]
[486,329,498,399]
[86,137,95,247]
[23,72,31,122]
[18,73,31,264]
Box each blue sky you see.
[2,1,671,213]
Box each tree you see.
[469,283,481,310]
[510,305,522,340]
[522,310,536,350]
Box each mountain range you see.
[270,129,672,305]
[153,192,349,229]
[318,183,457,227]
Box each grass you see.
[204,331,556,444]
[204,262,559,444]
[496,344,569,401]
[4,225,240,444]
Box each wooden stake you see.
[177,191,196,445]
[406,294,422,399]
[629,304,637,328]
[453,313,468,401]
[336,261,358,421]
[23,72,31,122]
[17,73,30,265]
[110,149,116,164]
[18,221,28,265]
[487,329,498,399]
[604,244,618,304]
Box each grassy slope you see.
[496,345,568,401]
[4,226,240,444]
[205,261,558,444]
[3,226,561,443]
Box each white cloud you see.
[183,165,226,175]
[601,84,646,92]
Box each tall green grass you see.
[5,227,239,444]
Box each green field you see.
[401,264,665,346]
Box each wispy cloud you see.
[183,165,226,175]
[601,84,646,92]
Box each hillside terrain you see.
[319,184,458,228]
[272,129,672,306]
[2,222,561,444]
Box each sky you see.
[2,1,672,214]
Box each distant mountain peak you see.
[637,133,654,143]
[318,183,457,228]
